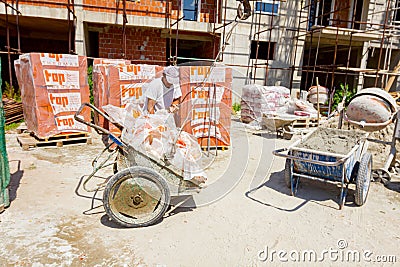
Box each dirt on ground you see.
[1,120,399,266]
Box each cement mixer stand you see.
[372,111,400,185]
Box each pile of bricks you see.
[98,26,166,61]
[93,59,163,134]
[241,84,291,123]
[14,53,91,139]
[178,65,232,147]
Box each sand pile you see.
[321,115,397,168]
[297,128,366,155]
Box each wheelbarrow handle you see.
[74,103,116,135]
[273,148,347,167]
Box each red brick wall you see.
[18,0,220,23]
[199,0,217,23]
[83,0,219,23]
[98,25,166,63]
[19,0,68,8]
[83,0,165,18]
[96,25,220,62]
[170,0,219,23]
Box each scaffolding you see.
[1,0,400,93]
[244,0,400,94]
[0,0,78,90]
[166,0,224,65]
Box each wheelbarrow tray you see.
[262,114,298,131]
[288,128,369,183]
[273,127,371,209]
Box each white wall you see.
[218,0,304,102]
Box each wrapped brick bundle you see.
[92,60,163,134]
[92,64,109,129]
[178,65,232,147]
[16,53,91,139]
[92,59,131,131]
[241,84,291,123]
[14,60,22,87]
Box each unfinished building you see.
[0,0,399,100]
[222,0,400,98]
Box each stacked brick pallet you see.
[92,58,131,131]
[241,84,290,123]
[93,59,163,134]
[15,53,91,139]
[178,65,232,148]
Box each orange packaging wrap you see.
[16,53,91,139]
[93,58,131,65]
[92,60,163,135]
[178,66,232,147]
[93,64,110,129]
[92,58,132,128]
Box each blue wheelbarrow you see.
[273,127,372,209]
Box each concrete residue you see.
[322,116,397,168]
[296,127,366,155]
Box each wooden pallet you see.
[3,98,23,125]
[201,146,229,151]
[16,122,28,134]
[198,138,229,151]
[292,118,319,128]
[17,132,92,150]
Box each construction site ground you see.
[1,119,400,266]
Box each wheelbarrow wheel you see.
[355,153,372,206]
[103,166,171,228]
[284,159,291,189]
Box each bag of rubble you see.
[241,84,290,124]
[103,104,207,181]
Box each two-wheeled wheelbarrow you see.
[273,127,372,209]
[74,103,203,227]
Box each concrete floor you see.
[1,120,399,266]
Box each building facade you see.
[0,0,399,101]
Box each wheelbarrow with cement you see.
[261,114,298,140]
[273,127,371,209]
[75,103,203,227]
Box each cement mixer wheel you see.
[355,153,372,206]
[372,169,391,186]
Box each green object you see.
[0,58,10,210]
[232,102,241,113]
[331,83,356,112]
[88,65,94,105]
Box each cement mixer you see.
[345,88,398,132]
[344,87,399,185]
